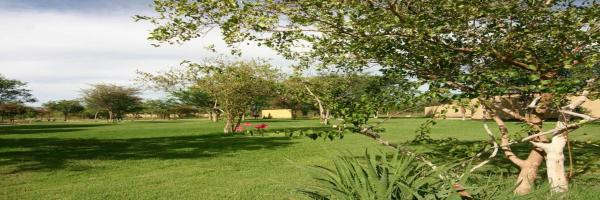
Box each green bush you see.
[302,150,557,200]
[302,150,451,199]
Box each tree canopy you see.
[0,74,36,104]
[81,84,143,122]
[139,59,280,133]
[43,100,85,121]
[138,0,600,194]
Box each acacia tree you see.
[143,99,172,119]
[0,74,36,104]
[81,84,143,122]
[171,87,216,120]
[43,100,85,121]
[138,0,599,194]
[0,75,36,124]
[139,59,279,134]
[0,103,28,124]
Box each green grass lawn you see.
[1,118,599,199]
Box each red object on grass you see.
[244,122,252,126]
[235,125,244,132]
[254,123,268,129]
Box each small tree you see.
[43,100,85,121]
[0,103,27,124]
[139,59,279,133]
[81,84,143,122]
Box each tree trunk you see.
[513,150,545,195]
[540,135,568,193]
[223,113,234,134]
[212,101,220,122]
[64,113,68,122]
[324,109,330,125]
[536,91,592,193]
[213,111,220,122]
[208,111,213,121]
[460,106,466,121]
[489,107,546,195]
[304,84,328,124]
[94,112,99,121]
[108,111,114,123]
[234,112,244,132]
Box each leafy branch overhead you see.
[138,0,600,195]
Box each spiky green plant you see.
[302,150,558,200]
[302,150,451,200]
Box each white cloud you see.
[0,10,292,106]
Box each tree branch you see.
[522,116,598,142]
[470,122,499,172]
[491,112,525,167]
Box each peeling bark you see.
[491,114,541,195]
[534,136,568,193]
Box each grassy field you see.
[1,118,600,199]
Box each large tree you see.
[0,74,36,104]
[0,103,28,124]
[139,59,280,133]
[81,84,143,122]
[43,100,85,121]
[138,0,600,194]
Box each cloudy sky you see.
[0,0,292,106]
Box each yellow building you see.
[580,98,600,118]
[425,96,600,120]
[261,109,293,119]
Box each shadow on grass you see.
[0,133,296,174]
[129,120,182,124]
[0,124,112,135]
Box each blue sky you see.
[0,0,291,106]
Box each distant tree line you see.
[2,69,430,125]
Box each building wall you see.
[424,105,473,119]
[261,109,293,119]
[425,96,600,120]
[580,98,600,118]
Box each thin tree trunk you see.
[214,111,220,122]
[234,112,244,132]
[304,84,327,124]
[64,113,68,122]
[223,113,234,134]
[324,109,330,125]
[212,100,220,122]
[460,106,466,121]
[108,111,114,123]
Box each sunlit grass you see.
[1,118,599,199]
